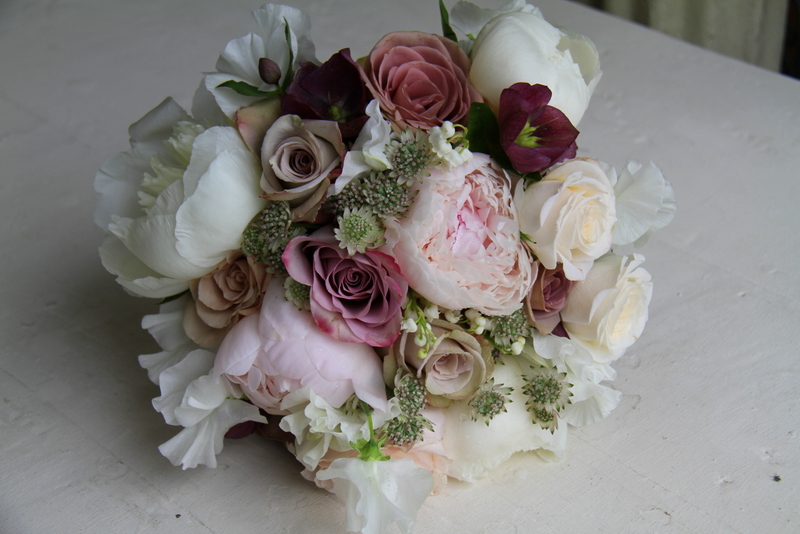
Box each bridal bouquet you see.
[94,1,675,532]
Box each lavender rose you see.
[282,226,408,347]
[361,31,482,130]
[260,115,345,221]
[524,262,574,336]
[183,250,270,348]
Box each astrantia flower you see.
[498,83,578,174]
[335,207,386,255]
[316,457,434,534]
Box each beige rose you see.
[183,250,270,348]
[385,320,493,402]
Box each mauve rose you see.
[361,31,482,130]
[282,226,408,347]
[524,262,574,336]
[382,153,533,316]
[260,115,345,221]
[183,250,270,348]
[385,320,493,402]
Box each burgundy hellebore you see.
[282,49,370,138]
[282,227,408,347]
[498,83,579,174]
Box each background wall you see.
[570,0,792,74]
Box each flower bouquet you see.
[94,1,676,532]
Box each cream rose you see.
[561,253,652,363]
[382,153,533,316]
[468,10,601,126]
[514,158,616,281]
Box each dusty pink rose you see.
[382,153,533,316]
[214,279,387,410]
[361,31,482,130]
[183,250,270,348]
[524,262,574,335]
[282,226,408,347]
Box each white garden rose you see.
[515,158,616,281]
[561,253,652,363]
[97,113,267,298]
[469,10,601,125]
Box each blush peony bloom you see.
[561,253,652,364]
[183,250,270,349]
[214,279,388,411]
[283,227,408,347]
[514,158,616,281]
[385,320,493,401]
[361,31,482,130]
[382,153,533,316]
[524,262,574,336]
[260,115,345,222]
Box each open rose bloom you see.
[94,2,674,534]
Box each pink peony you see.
[382,153,534,316]
[283,227,408,347]
[214,279,387,410]
[361,31,482,130]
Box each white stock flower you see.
[608,161,676,247]
[204,4,317,118]
[469,9,601,125]
[562,253,652,363]
[316,457,433,534]
[152,349,266,469]
[98,121,267,298]
[515,158,616,281]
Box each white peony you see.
[468,9,601,125]
[96,101,267,298]
[561,253,652,363]
[316,457,433,534]
[514,158,616,281]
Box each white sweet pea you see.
[99,125,266,298]
[279,388,400,470]
[562,253,652,363]
[153,349,266,469]
[439,354,567,482]
[138,294,199,385]
[608,161,676,247]
[469,9,601,125]
[204,4,317,118]
[332,100,392,195]
[316,457,433,534]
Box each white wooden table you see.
[1,0,798,532]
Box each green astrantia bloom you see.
[334,207,385,255]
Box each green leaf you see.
[465,102,513,171]
[216,80,280,98]
[439,0,458,42]
[159,289,189,305]
[281,17,295,92]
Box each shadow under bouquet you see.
[94,1,676,533]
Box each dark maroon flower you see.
[524,261,574,335]
[498,83,579,173]
[282,226,408,347]
[282,49,369,138]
